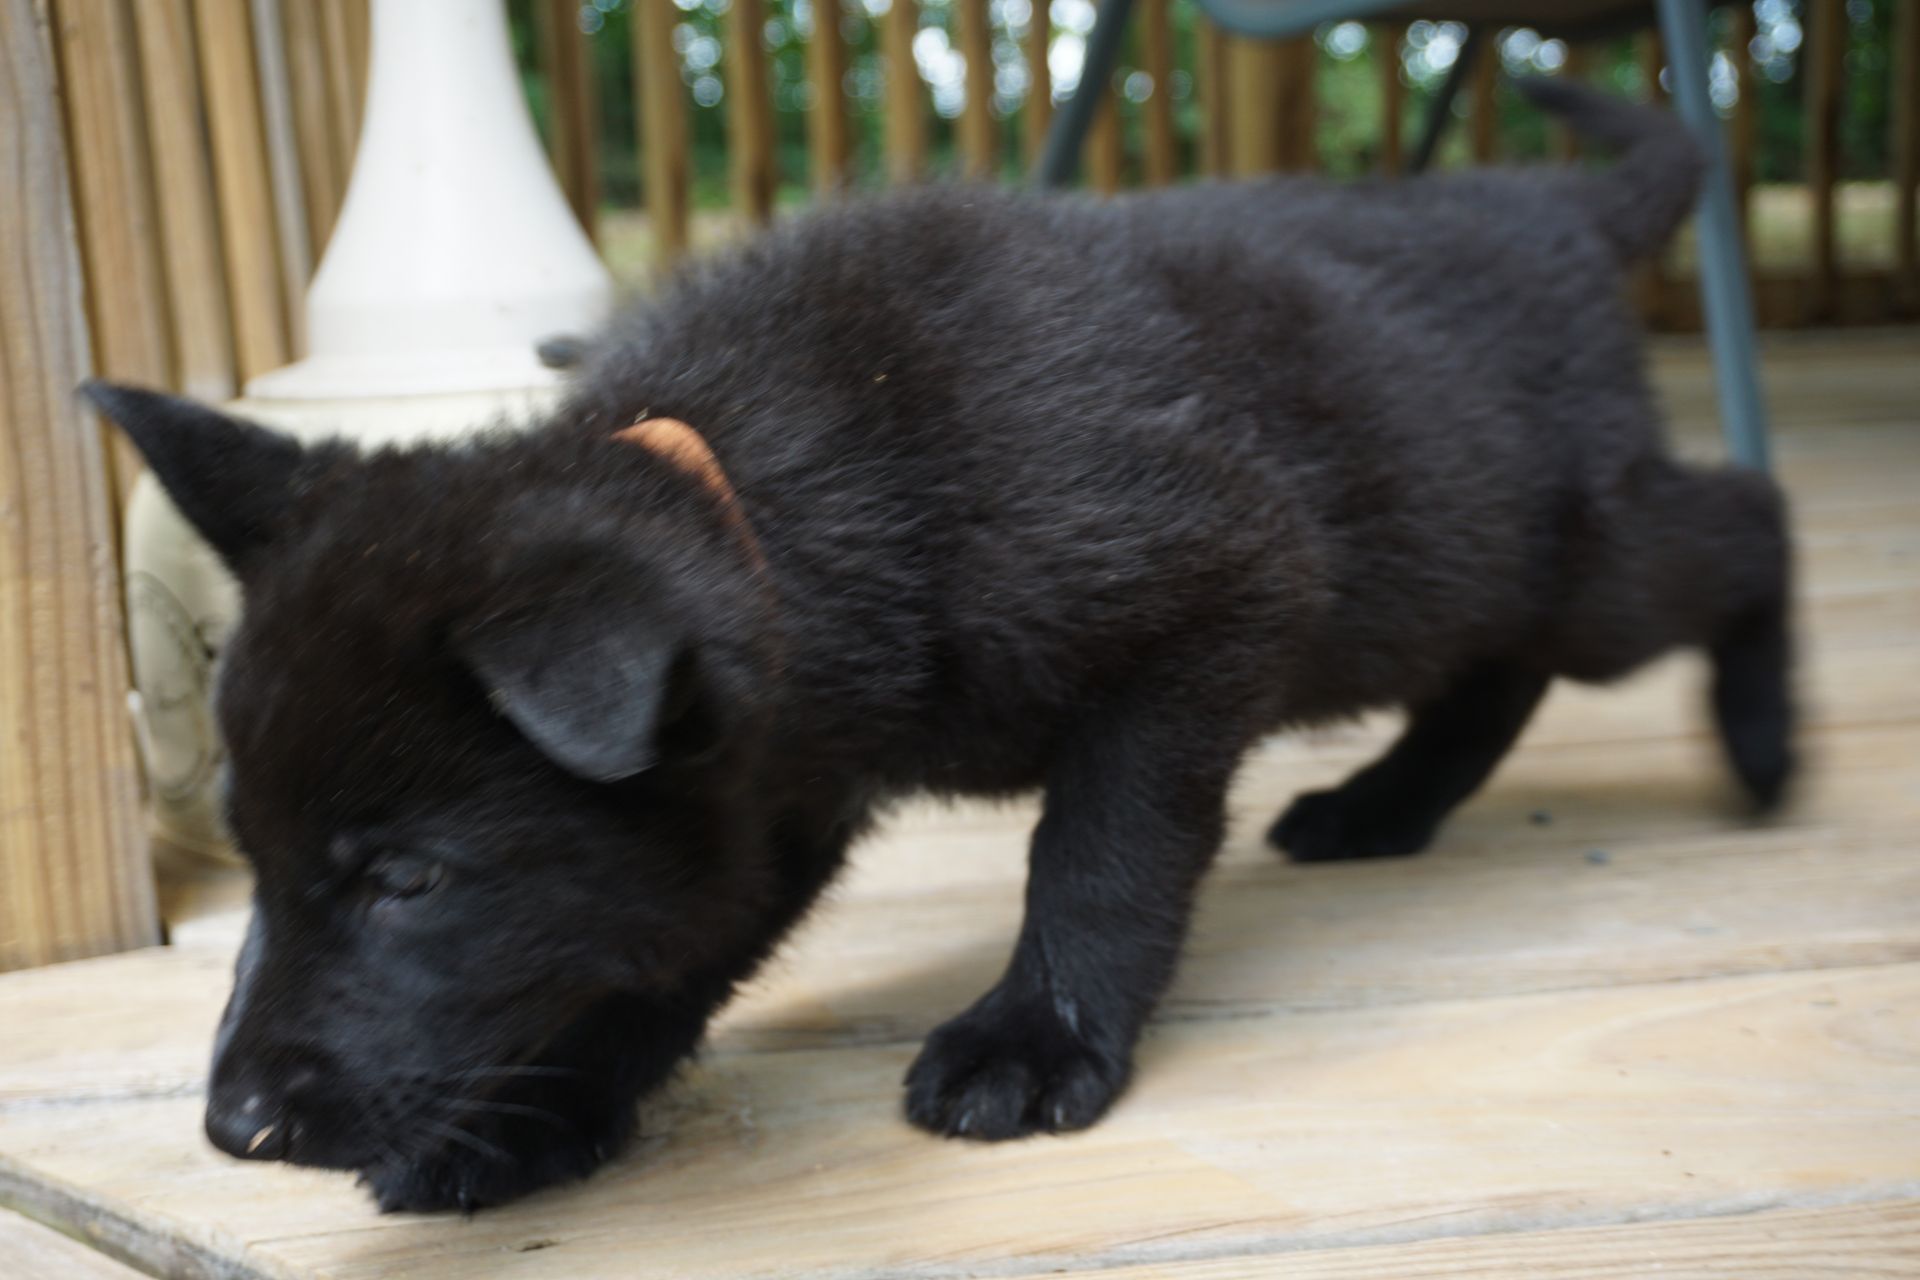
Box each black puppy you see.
[90,79,1792,1213]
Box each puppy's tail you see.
[1513,76,1704,262]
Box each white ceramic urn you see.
[124,0,613,868]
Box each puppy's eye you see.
[365,855,446,903]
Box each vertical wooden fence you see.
[2,0,156,972]
[1,0,371,973]
[524,0,1918,330]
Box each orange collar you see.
[613,417,765,572]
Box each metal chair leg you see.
[1656,0,1771,469]
[1409,24,1483,174]
[1036,0,1139,187]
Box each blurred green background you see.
[505,0,1907,276]
[509,0,1899,200]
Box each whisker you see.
[439,1065,589,1083]
[444,1098,577,1131]
[416,1116,509,1164]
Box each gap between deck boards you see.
[0,1158,279,1280]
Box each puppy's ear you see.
[81,380,305,572]
[457,553,714,784]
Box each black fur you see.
[90,80,1793,1213]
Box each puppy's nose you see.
[205,1062,320,1162]
[206,1089,292,1160]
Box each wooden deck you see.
[3,332,1918,1278]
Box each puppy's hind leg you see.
[1712,594,1793,809]
[1556,461,1795,811]
[1702,479,1795,810]
[1271,660,1551,863]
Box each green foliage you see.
[509,0,1904,211]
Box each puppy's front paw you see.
[904,997,1128,1141]
[1270,787,1436,862]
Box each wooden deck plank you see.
[0,1208,147,1280]
[1,963,1915,1279]
[1064,1199,1920,1278]
[0,333,1915,1277]
[742,722,1920,1036]
[285,962,1920,1279]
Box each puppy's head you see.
[90,383,776,1180]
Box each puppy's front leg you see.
[905,691,1244,1139]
